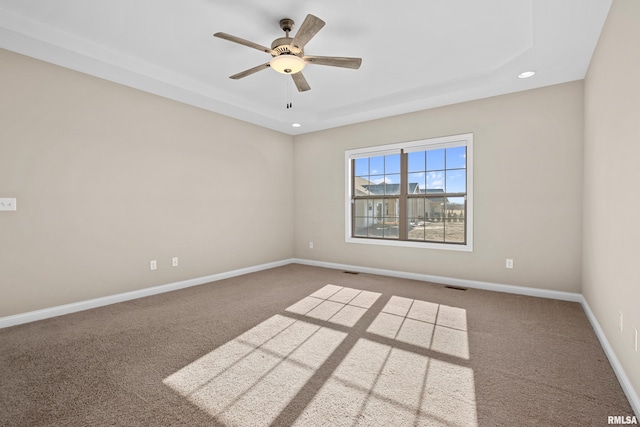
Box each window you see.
[346,134,473,251]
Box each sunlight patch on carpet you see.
[287,285,381,327]
[164,284,476,426]
[164,314,347,425]
[294,338,477,427]
[367,296,470,359]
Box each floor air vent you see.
[343,271,360,275]
[445,285,467,291]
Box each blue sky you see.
[355,147,467,193]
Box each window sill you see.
[345,236,473,252]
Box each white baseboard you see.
[0,258,579,329]
[292,258,582,302]
[580,297,640,418]
[1,257,636,418]
[0,259,294,329]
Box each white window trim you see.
[345,133,473,252]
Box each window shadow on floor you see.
[164,284,476,426]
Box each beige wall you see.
[0,49,294,317]
[584,0,640,402]
[1,2,637,405]
[294,82,584,293]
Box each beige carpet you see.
[0,264,634,426]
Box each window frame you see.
[345,133,473,252]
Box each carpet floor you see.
[0,264,634,426]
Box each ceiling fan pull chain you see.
[286,78,293,109]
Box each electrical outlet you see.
[309,242,314,249]
[506,258,514,269]
[172,257,179,267]
[619,311,623,333]
[0,198,17,211]
[150,260,157,271]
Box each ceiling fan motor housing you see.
[271,37,303,56]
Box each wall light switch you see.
[0,198,16,211]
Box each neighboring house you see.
[361,183,420,196]
[361,182,418,223]
[354,180,461,234]
[355,182,443,224]
[416,188,448,221]
[353,176,373,197]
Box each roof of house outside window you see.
[362,183,421,195]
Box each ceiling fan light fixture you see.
[270,54,305,74]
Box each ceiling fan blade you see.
[292,72,311,92]
[229,63,271,80]
[214,32,276,55]
[291,14,325,51]
[303,55,362,69]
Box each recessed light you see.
[292,123,302,128]
[518,71,536,79]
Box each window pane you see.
[426,171,445,191]
[408,221,425,240]
[382,198,399,239]
[407,151,425,172]
[370,156,384,175]
[427,149,445,171]
[384,200,390,216]
[353,219,368,237]
[385,173,401,184]
[355,221,376,238]
[425,197,445,222]
[408,173,424,194]
[426,221,445,242]
[446,169,466,193]
[383,219,399,239]
[353,224,367,237]
[368,176,385,193]
[411,198,426,221]
[446,146,466,169]
[425,197,446,242]
[354,158,369,177]
[385,154,401,174]
[385,174,401,195]
[354,199,368,217]
[445,197,466,243]
[354,176,372,196]
[354,199,374,237]
[407,198,426,241]
[373,199,384,221]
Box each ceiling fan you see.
[214,14,362,92]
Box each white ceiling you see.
[0,0,612,135]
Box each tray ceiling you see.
[0,0,612,134]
